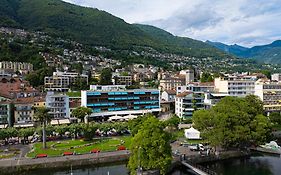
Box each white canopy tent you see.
[108,115,124,121]
[184,127,201,139]
[51,119,71,125]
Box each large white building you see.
[46,92,70,120]
[175,91,204,119]
[214,75,258,97]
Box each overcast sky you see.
[63,0,281,47]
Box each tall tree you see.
[99,68,112,85]
[193,96,271,148]
[34,107,51,149]
[71,107,92,123]
[128,116,172,175]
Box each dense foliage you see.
[193,95,272,148]
[71,106,92,123]
[128,115,172,175]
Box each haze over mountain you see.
[0,0,230,59]
[206,40,281,64]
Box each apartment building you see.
[113,75,133,86]
[159,78,184,91]
[175,91,204,119]
[0,61,33,74]
[0,97,12,128]
[44,71,88,92]
[81,85,160,120]
[255,79,281,115]
[46,92,70,119]
[177,82,214,94]
[204,92,229,109]
[214,75,257,97]
[13,98,35,127]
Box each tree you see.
[128,116,172,175]
[19,128,35,144]
[269,112,281,125]
[193,96,271,148]
[200,72,214,82]
[99,68,112,85]
[71,107,92,123]
[34,107,51,149]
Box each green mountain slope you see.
[0,0,231,59]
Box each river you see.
[14,153,281,175]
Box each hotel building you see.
[81,85,161,119]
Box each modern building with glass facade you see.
[81,85,161,119]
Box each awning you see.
[51,119,71,125]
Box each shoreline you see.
[0,150,130,175]
[0,149,252,175]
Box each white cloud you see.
[63,0,281,47]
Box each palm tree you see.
[34,107,51,149]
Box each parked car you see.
[189,144,204,151]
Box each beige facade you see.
[159,78,184,91]
[0,61,33,74]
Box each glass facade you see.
[86,90,160,113]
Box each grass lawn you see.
[27,136,131,158]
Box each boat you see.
[253,141,281,155]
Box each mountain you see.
[206,40,281,64]
[0,0,231,59]
[206,40,249,57]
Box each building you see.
[204,92,229,109]
[214,75,257,97]
[0,61,33,74]
[255,79,281,115]
[69,96,81,116]
[44,71,88,92]
[177,82,214,94]
[175,91,205,119]
[161,90,176,102]
[81,85,161,120]
[113,75,133,86]
[46,92,70,120]
[159,78,184,91]
[271,73,281,82]
[13,98,35,128]
[0,97,12,128]
[180,69,194,84]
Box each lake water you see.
[13,154,281,175]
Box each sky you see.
[63,0,281,47]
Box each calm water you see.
[13,154,281,175]
[203,153,281,175]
